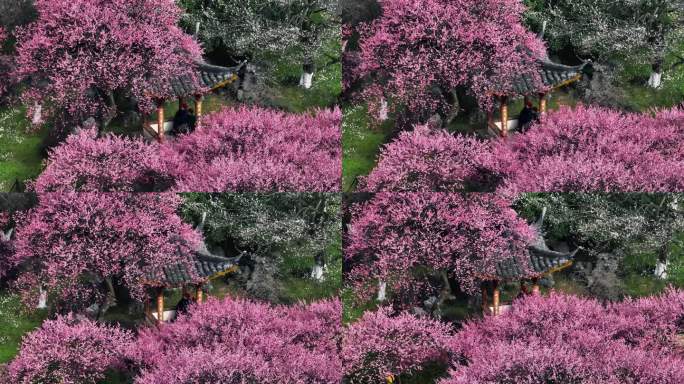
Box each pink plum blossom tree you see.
[10,192,201,312]
[160,106,342,192]
[8,314,133,384]
[345,193,533,309]
[359,125,494,192]
[348,0,546,119]
[492,105,684,193]
[34,127,172,192]
[12,0,202,127]
[33,106,342,192]
[129,296,342,383]
[444,290,684,383]
[361,106,684,193]
[342,308,454,383]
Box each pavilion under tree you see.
[142,251,241,324]
[143,61,246,142]
[488,57,589,137]
[480,208,579,315]
[141,212,243,324]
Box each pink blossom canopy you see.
[362,106,684,193]
[350,0,546,115]
[34,127,171,192]
[34,106,342,192]
[11,192,201,308]
[129,296,343,383]
[8,314,133,384]
[13,0,202,121]
[343,308,453,383]
[345,193,534,302]
[161,106,342,192]
[444,290,684,383]
[360,125,494,192]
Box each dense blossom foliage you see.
[345,193,533,304]
[360,125,493,192]
[11,193,200,310]
[34,128,171,192]
[362,106,684,193]
[161,106,341,192]
[8,314,133,384]
[33,106,341,192]
[13,0,202,124]
[129,296,342,383]
[349,0,546,116]
[493,106,684,193]
[343,308,453,383]
[444,290,684,383]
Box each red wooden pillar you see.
[538,93,547,114]
[481,282,489,315]
[499,96,509,137]
[196,285,204,303]
[532,277,541,295]
[492,280,500,316]
[156,100,165,142]
[194,94,204,127]
[156,288,165,324]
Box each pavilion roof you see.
[510,58,589,95]
[143,252,241,288]
[149,61,245,99]
[492,207,579,280]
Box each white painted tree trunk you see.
[36,287,47,309]
[378,98,388,121]
[648,72,662,88]
[310,264,325,281]
[32,103,43,125]
[299,71,313,89]
[377,281,387,301]
[655,260,668,279]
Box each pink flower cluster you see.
[8,314,133,384]
[161,106,342,192]
[129,296,342,383]
[11,192,201,308]
[350,0,546,115]
[35,127,171,192]
[445,290,684,383]
[342,308,453,383]
[360,125,494,192]
[345,193,533,302]
[12,0,202,121]
[493,106,684,193]
[363,106,684,193]
[34,106,342,192]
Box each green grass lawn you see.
[342,105,394,192]
[0,107,48,191]
[0,293,47,364]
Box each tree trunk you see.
[36,286,47,309]
[299,60,315,89]
[655,244,669,279]
[377,281,387,301]
[310,252,326,281]
[648,58,663,89]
